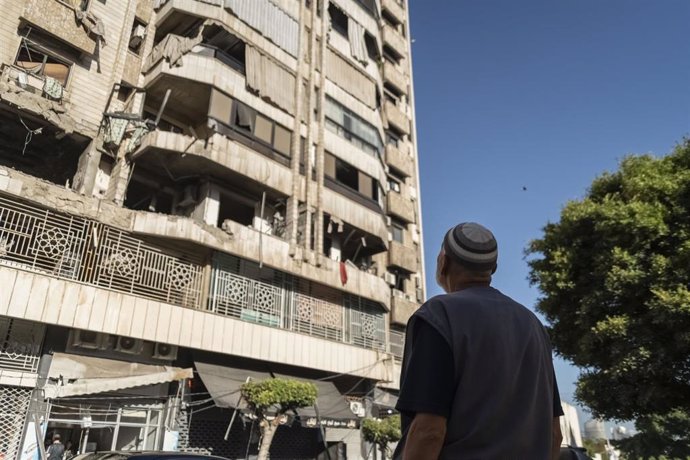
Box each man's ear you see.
[439,254,449,278]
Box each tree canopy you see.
[362,415,401,458]
[527,140,690,455]
[241,378,317,460]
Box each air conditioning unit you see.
[385,216,392,226]
[70,330,104,349]
[384,272,396,286]
[115,336,144,354]
[416,288,424,303]
[409,186,417,201]
[152,343,178,361]
[350,401,366,417]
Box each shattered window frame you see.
[13,38,73,87]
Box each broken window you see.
[14,39,71,86]
[231,101,293,159]
[202,25,246,73]
[335,159,358,190]
[365,32,380,62]
[218,190,255,227]
[329,4,348,37]
[124,175,174,214]
[325,153,381,203]
[128,18,148,55]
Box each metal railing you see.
[389,329,405,360]
[0,195,204,309]
[0,317,43,373]
[209,254,387,351]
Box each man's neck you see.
[448,280,490,293]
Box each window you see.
[128,18,148,55]
[365,33,380,61]
[324,96,383,158]
[329,4,349,37]
[326,153,380,203]
[388,177,401,193]
[391,219,405,243]
[230,101,293,158]
[386,130,401,147]
[14,40,71,86]
[383,46,401,66]
[201,25,246,73]
[354,0,378,19]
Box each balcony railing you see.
[389,329,405,360]
[210,254,387,351]
[0,195,204,309]
[0,194,389,353]
[0,318,44,373]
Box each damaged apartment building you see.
[0,0,423,458]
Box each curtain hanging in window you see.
[245,45,296,115]
[348,18,369,65]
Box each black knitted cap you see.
[443,222,498,272]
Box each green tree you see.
[361,415,401,459]
[527,140,690,457]
[241,378,317,460]
[583,438,610,460]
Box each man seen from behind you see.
[393,222,564,459]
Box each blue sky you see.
[409,0,690,427]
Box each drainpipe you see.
[302,0,320,261]
[288,0,308,257]
[314,0,330,266]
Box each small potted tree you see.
[361,415,401,459]
[241,378,318,460]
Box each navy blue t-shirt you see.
[394,319,564,457]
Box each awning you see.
[195,361,271,409]
[275,374,359,429]
[196,362,359,428]
[373,387,398,408]
[43,353,193,399]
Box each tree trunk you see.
[257,418,279,460]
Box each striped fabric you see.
[326,49,377,109]
[224,0,299,57]
[348,17,369,65]
[245,45,296,114]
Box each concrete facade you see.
[0,0,422,458]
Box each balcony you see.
[387,191,415,223]
[21,0,98,55]
[383,60,408,96]
[385,143,413,177]
[391,295,418,326]
[382,0,406,25]
[0,193,395,380]
[384,100,410,136]
[382,23,407,60]
[388,240,417,273]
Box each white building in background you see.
[584,419,608,441]
[560,402,584,447]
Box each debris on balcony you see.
[0,77,76,134]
